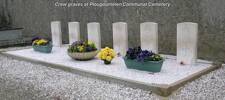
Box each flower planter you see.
[32,44,53,53]
[104,60,111,65]
[123,57,164,72]
[68,50,98,61]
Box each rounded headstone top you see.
[141,22,158,25]
[113,22,127,25]
[51,21,61,23]
[68,22,79,24]
[177,22,198,25]
[88,22,100,25]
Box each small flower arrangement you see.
[126,47,163,62]
[98,47,116,64]
[126,46,142,60]
[67,41,98,60]
[33,39,49,46]
[68,41,97,53]
[124,47,164,72]
[32,37,52,53]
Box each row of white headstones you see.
[51,21,198,65]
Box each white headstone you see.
[87,22,101,49]
[113,22,128,56]
[68,22,80,44]
[177,22,198,64]
[51,21,62,47]
[140,22,158,53]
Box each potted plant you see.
[123,47,164,72]
[67,41,98,60]
[98,47,116,65]
[32,37,52,53]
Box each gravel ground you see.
[0,47,225,100]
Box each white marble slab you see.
[113,22,128,56]
[87,22,101,49]
[140,22,158,53]
[51,21,62,47]
[68,22,80,44]
[177,22,198,65]
[5,46,213,87]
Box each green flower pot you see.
[32,44,53,53]
[104,60,111,65]
[123,57,164,72]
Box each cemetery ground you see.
[0,47,224,100]
[0,21,223,100]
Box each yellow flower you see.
[78,46,84,52]
[33,40,39,44]
[102,51,108,56]
[98,47,116,62]
[101,55,106,59]
[88,41,93,45]
[105,47,110,50]
[36,40,41,45]
[36,39,47,45]
[98,53,102,59]
[106,56,112,61]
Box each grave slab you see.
[2,46,219,96]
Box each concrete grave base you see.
[1,45,220,96]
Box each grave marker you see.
[51,21,62,47]
[177,22,198,64]
[68,22,80,44]
[113,22,128,56]
[140,22,158,53]
[87,22,101,49]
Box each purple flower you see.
[86,46,93,52]
[72,41,84,46]
[125,47,162,62]
[32,37,41,42]
[137,50,154,62]
[126,47,142,59]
